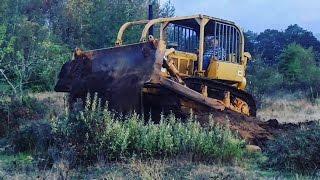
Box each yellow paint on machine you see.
[168,51,197,76]
[207,60,246,89]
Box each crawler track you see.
[184,77,257,117]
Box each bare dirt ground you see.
[203,106,319,147]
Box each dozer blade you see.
[83,42,158,113]
[88,43,156,79]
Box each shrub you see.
[51,99,245,164]
[247,59,284,106]
[264,124,320,173]
[248,60,284,95]
[0,96,48,138]
[9,121,54,153]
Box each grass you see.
[257,95,320,123]
[0,154,257,179]
[0,152,35,178]
[1,153,318,179]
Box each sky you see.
[161,0,320,34]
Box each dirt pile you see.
[197,109,318,147]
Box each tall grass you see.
[51,96,245,164]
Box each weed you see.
[52,97,245,165]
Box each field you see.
[258,94,320,123]
[0,93,319,179]
[0,155,260,179]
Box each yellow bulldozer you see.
[55,14,256,119]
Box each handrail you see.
[140,15,203,42]
[139,14,237,41]
[115,20,149,46]
[138,14,245,66]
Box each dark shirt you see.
[203,47,226,70]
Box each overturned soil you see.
[196,109,318,148]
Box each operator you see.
[203,38,226,70]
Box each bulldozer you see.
[55,14,256,119]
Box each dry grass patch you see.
[29,92,68,117]
[258,97,320,123]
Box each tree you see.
[247,59,284,96]
[0,24,17,99]
[0,18,70,101]
[278,43,320,89]
[285,24,320,53]
[246,24,320,66]
[159,0,175,18]
[256,29,286,65]
[244,31,258,56]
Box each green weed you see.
[52,97,245,164]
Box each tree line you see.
[245,25,320,98]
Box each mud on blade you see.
[55,42,157,113]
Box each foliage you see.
[9,121,54,153]
[244,30,258,55]
[244,24,320,98]
[264,124,320,173]
[0,96,48,138]
[247,59,284,96]
[0,20,70,99]
[0,152,35,173]
[159,0,175,18]
[255,29,286,65]
[279,43,320,89]
[247,42,320,98]
[47,0,169,49]
[246,24,320,65]
[51,98,245,164]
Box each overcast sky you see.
[163,0,320,34]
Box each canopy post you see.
[196,17,209,74]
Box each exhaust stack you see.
[148,4,153,36]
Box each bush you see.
[264,124,320,173]
[247,59,284,106]
[0,96,48,138]
[9,121,54,153]
[248,60,284,95]
[51,99,245,164]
